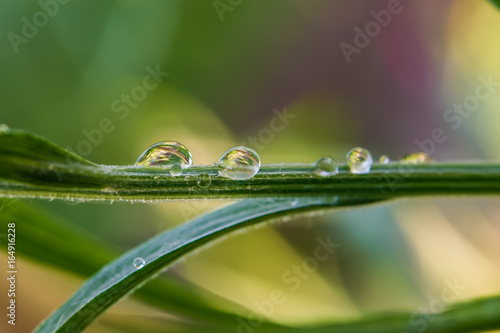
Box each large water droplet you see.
[133,257,145,269]
[197,173,211,188]
[0,124,10,134]
[379,155,390,164]
[400,152,431,164]
[218,146,260,180]
[170,164,183,176]
[313,156,339,177]
[346,147,373,174]
[135,141,192,167]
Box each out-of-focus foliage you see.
[1,1,500,332]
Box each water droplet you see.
[197,173,211,188]
[346,147,373,174]
[379,155,390,164]
[313,156,339,177]
[0,124,10,134]
[133,257,145,269]
[170,164,183,176]
[218,146,260,180]
[400,152,431,164]
[135,141,192,168]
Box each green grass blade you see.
[34,196,381,333]
[0,130,95,166]
[0,200,251,325]
[2,130,500,202]
[34,195,500,333]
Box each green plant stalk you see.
[2,130,500,202]
[4,161,500,200]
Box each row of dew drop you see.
[0,122,429,181]
[135,141,431,184]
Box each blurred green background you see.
[1,0,500,332]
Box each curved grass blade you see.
[35,196,384,333]
[0,200,251,325]
[2,130,500,202]
[34,195,500,333]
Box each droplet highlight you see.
[400,152,431,164]
[313,156,339,177]
[135,141,192,168]
[218,146,260,180]
[170,164,183,176]
[346,147,373,174]
[379,155,390,164]
[133,257,145,269]
[197,173,211,188]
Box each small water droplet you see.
[218,146,260,180]
[197,173,211,188]
[170,164,183,176]
[0,124,10,134]
[313,156,339,177]
[133,257,145,269]
[379,155,390,164]
[346,147,373,174]
[135,141,192,167]
[400,152,431,164]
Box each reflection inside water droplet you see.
[133,257,145,269]
[313,156,339,177]
[197,173,211,188]
[218,146,260,180]
[346,147,373,174]
[170,164,183,176]
[379,155,390,164]
[135,141,192,168]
